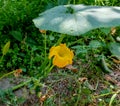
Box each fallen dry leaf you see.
[14,69,22,77]
[116,82,120,88]
[78,77,87,83]
[65,64,78,73]
[40,95,48,102]
[39,89,53,102]
[39,30,46,34]
[112,58,120,64]
[111,27,116,35]
[104,74,118,84]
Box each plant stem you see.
[0,70,16,80]
[47,65,54,74]
[73,0,76,4]
[55,34,66,46]
[39,58,49,73]
[94,91,120,98]
[68,39,82,47]
[0,55,4,63]
[39,34,65,77]
[12,78,32,91]
[75,82,81,106]
[30,50,33,69]
[109,34,115,42]
[44,33,47,58]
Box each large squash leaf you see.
[109,42,120,59]
[33,4,120,36]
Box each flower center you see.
[58,51,65,57]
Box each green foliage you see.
[0,41,10,63]
[0,0,120,105]
[109,42,120,59]
[0,89,25,105]
[10,31,23,42]
[2,41,10,56]
[0,0,49,75]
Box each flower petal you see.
[49,46,59,58]
[49,43,74,68]
[53,55,71,68]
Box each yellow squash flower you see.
[49,44,74,68]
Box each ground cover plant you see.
[0,0,120,106]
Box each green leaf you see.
[58,0,69,5]
[10,31,23,41]
[100,27,111,35]
[2,41,10,56]
[89,40,103,49]
[71,45,88,55]
[101,55,112,73]
[109,93,117,106]
[109,42,120,59]
[26,37,37,46]
[33,4,120,36]
[49,35,55,41]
